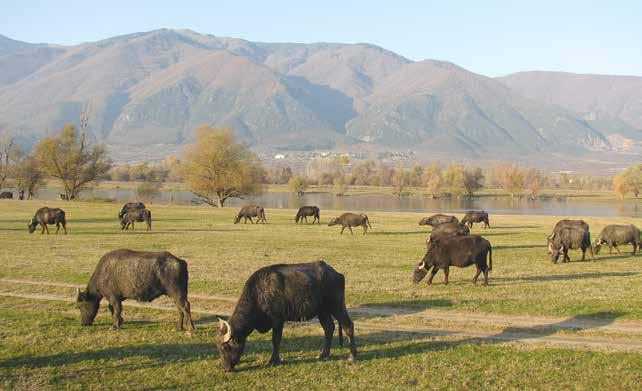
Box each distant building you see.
[274,154,285,159]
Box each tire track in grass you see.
[2,289,642,352]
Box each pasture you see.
[1,200,641,389]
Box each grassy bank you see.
[1,200,641,388]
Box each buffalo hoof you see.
[317,352,330,360]
[264,357,281,367]
[111,325,121,330]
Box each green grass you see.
[1,200,641,389]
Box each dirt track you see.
[2,278,642,353]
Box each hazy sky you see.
[2,0,640,77]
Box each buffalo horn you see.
[218,318,232,343]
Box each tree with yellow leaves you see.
[34,123,111,200]
[182,126,263,207]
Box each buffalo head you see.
[413,261,430,283]
[76,288,100,326]
[215,318,245,372]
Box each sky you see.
[1,0,641,77]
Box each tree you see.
[332,175,347,196]
[523,168,542,199]
[422,163,442,198]
[392,165,411,196]
[493,163,524,198]
[443,164,466,197]
[288,176,308,196]
[0,135,22,189]
[34,122,112,200]
[182,126,263,207]
[463,167,485,196]
[136,180,162,203]
[614,163,642,199]
[14,155,44,199]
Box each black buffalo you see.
[295,206,320,224]
[328,213,371,235]
[120,208,152,231]
[118,201,146,220]
[418,214,458,227]
[461,211,490,229]
[76,249,194,332]
[0,191,13,199]
[234,205,267,224]
[28,207,67,234]
[215,260,356,372]
[594,224,640,255]
[427,222,470,245]
[413,235,492,285]
[547,219,593,262]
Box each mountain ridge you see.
[0,30,640,165]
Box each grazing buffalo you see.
[0,191,13,199]
[418,214,458,227]
[461,211,490,229]
[76,249,194,332]
[28,207,67,234]
[548,229,593,264]
[120,208,152,231]
[427,222,470,245]
[547,219,593,262]
[328,213,371,235]
[413,235,492,285]
[118,201,146,220]
[295,206,320,224]
[215,260,356,372]
[234,205,267,224]
[593,225,640,255]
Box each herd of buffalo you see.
[18,201,641,371]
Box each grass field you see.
[1,200,641,389]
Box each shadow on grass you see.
[494,244,548,250]
[0,311,627,372]
[370,231,427,236]
[495,272,638,283]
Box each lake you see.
[33,187,642,217]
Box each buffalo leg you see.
[482,264,489,286]
[613,244,621,254]
[110,299,123,329]
[427,266,439,285]
[564,248,570,263]
[362,224,367,235]
[174,297,195,332]
[331,307,356,361]
[42,223,49,234]
[472,266,482,285]
[317,313,335,359]
[340,226,345,235]
[62,221,67,235]
[443,266,450,285]
[108,303,115,317]
[348,226,353,235]
[266,322,283,365]
[55,223,60,234]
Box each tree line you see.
[0,123,639,205]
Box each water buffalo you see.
[28,207,67,234]
[547,219,593,261]
[328,213,371,235]
[0,191,13,199]
[118,201,146,220]
[548,227,593,263]
[215,260,356,372]
[593,225,640,255]
[418,214,458,227]
[76,249,194,332]
[234,205,267,224]
[413,235,492,285]
[120,208,152,231]
[295,206,320,224]
[461,211,490,229]
[427,222,470,245]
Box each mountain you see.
[0,30,640,166]
[498,71,642,144]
